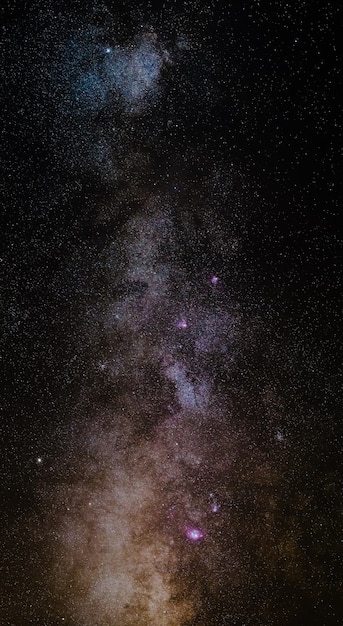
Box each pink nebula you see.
[184,526,204,542]
[177,318,188,329]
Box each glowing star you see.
[185,526,204,542]
[210,274,219,285]
[37,457,43,464]
[177,318,188,329]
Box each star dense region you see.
[1,1,342,625]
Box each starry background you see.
[1,1,342,625]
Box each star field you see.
[1,1,342,625]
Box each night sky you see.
[1,1,342,625]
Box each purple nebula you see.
[177,318,188,329]
[184,526,204,542]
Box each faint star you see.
[275,429,284,442]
